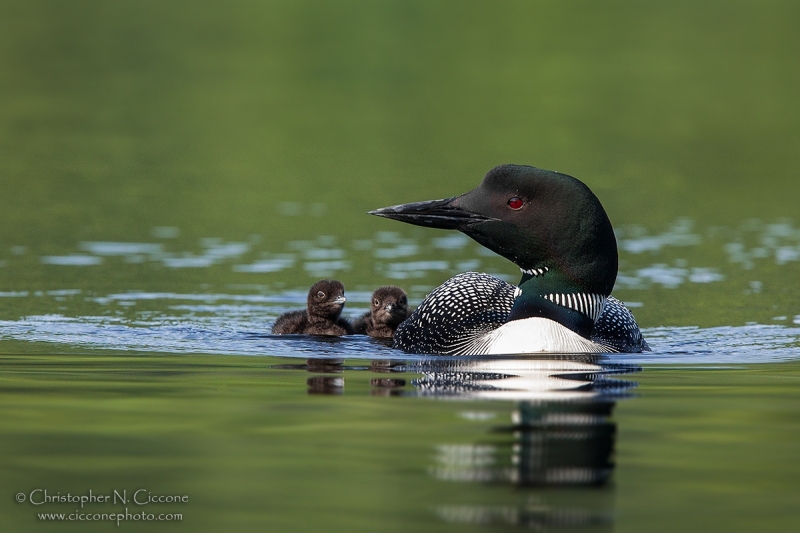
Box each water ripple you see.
[1,313,798,364]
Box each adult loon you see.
[271,279,355,336]
[369,164,649,354]
[352,286,410,338]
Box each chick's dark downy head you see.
[307,279,347,320]
[370,286,409,327]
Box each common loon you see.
[271,279,355,336]
[369,164,649,354]
[352,286,410,338]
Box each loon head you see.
[369,164,618,297]
[307,279,347,321]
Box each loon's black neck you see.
[507,268,600,337]
[508,292,595,338]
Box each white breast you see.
[472,317,613,354]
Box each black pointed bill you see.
[369,197,496,230]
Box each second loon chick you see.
[271,279,354,336]
[352,286,410,338]
[370,164,649,354]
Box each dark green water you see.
[1,1,799,531]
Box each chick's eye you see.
[507,197,524,210]
[317,291,325,299]
[374,299,380,306]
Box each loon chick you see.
[352,286,410,338]
[369,164,649,354]
[271,279,354,336]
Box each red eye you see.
[507,197,524,210]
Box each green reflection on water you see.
[1,355,799,532]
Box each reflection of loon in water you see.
[430,401,617,486]
[401,355,637,400]
[281,355,639,531]
[393,356,635,485]
[408,356,636,530]
[433,402,619,531]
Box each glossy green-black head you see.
[369,164,618,296]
